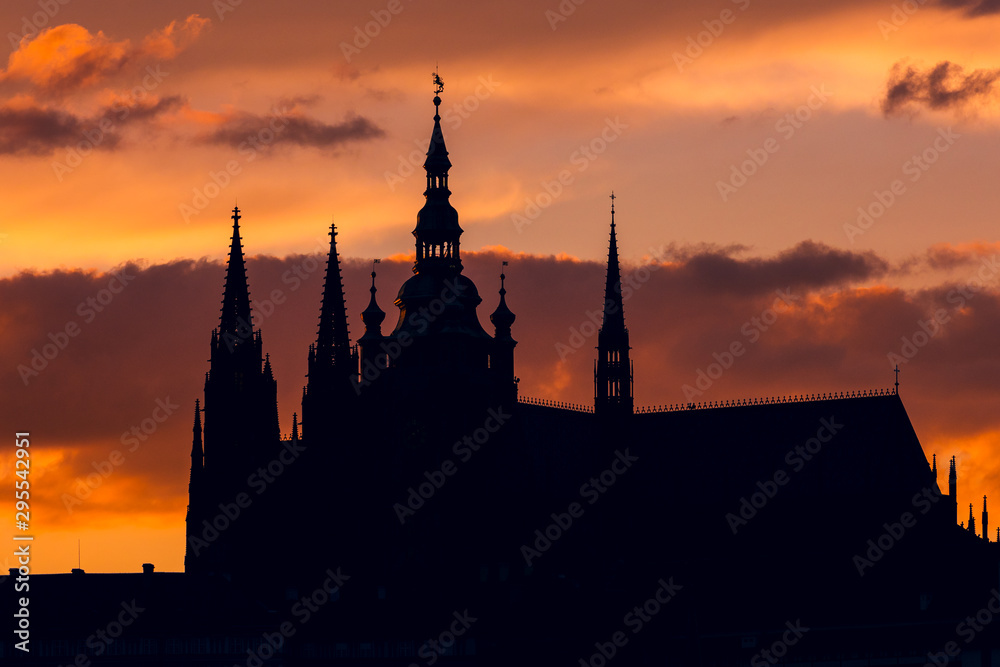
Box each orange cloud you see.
[2,15,209,93]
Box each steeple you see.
[490,264,515,337]
[413,74,462,273]
[359,262,387,373]
[490,263,517,404]
[190,399,203,473]
[303,223,359,441]
[595,192,633,417]
[316,224,353,368]
[219,206,254,348]
[969,503,976,535]
[984,495,989,542]
[949,456,958,525]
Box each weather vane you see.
[433,69,444,95]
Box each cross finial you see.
[232,206,241,225]
[894,364,900,393]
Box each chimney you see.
[142,563,154,575]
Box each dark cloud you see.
[0,105,92,156]
[0,95,185,156]
[938,0,1000,17]
[7,240,1000,537]
[667,240,889,295]
[882,61,1000,116]
[206,112,384,150]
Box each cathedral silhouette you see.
[9,86,1000,665]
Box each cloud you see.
[205,110,385,150]
[664,240,889,295]
[7,240,1000,569]
[2,15,209,93]
[938,0,1000,17]
[881,61,1000,116]
[0,94,185,156]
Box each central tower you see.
[386,81,493,394]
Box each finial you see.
[894,364,900,393]
[232,205,241,226]
[610,191,616,226]
[432,69,445,114]
[500,260,509,291]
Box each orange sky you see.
[3,0,1000,573]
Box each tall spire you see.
[413,73,462,273]
[219,206,253,344]
[602,192,626,336]
[984,495,989,542]
[969,503,976,535]
[595,192,633,417]
[316,223,352,367]
[190,399,203,473]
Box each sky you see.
[2,0,1000,574]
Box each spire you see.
[219,206,253,343]
[490,262,515,337]
[969,503,976,535]
[361,261,386,333]
[932,453,937,477]
[984,495,989,542]
[602,192,626,337]
[595,192,633,417]
[413,73,462,272]
[291,412,299,442]
[316,223,352,367]
[190,399,203,472]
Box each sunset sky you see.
[3,0,1000,574]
